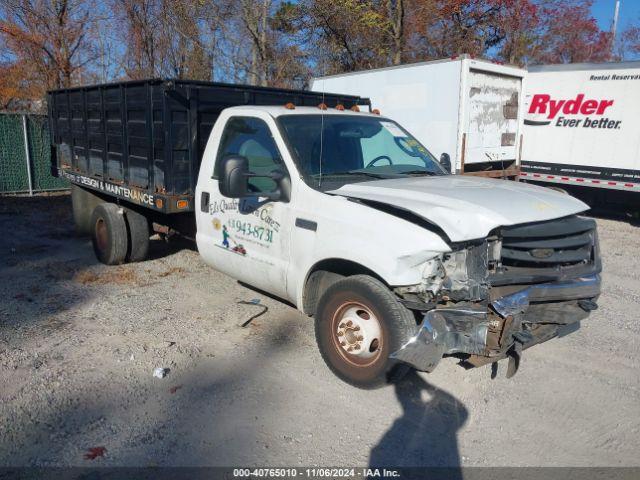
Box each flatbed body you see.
[48,79,369,215]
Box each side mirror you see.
[219,155,250,198]
[439,153,452,173]
[218,155,290,202]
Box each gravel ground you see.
[0,193,638,468]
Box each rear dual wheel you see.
[315,275,418,389]
[124,208,150,263]
[91,204,128,265]
[71,185,104,236]
[90,203,150,265]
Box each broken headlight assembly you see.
[395,237,502,307]
[439,237,501,303]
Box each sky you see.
[592,0,640,33]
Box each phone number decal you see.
[229,219,275,244]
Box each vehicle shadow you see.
[0,194,97,331]
[146,235,198,261]
[369,371,468,473]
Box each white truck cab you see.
[195,105,601,387]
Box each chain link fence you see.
[0,113,68,194]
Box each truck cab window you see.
[278,114,444,189]
[215,117,283,193]
[360,124,427,167]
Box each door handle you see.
[200,191,210,212]
[295,218,317,232]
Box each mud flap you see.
[505,329,534,378]
[505,342,521,379]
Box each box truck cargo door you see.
[464,70,521,167]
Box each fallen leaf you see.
[84,446,106,460]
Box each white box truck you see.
[521,61,640,209]
[311,56,527,179]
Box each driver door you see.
[197,115,293,299]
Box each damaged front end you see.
[392,215,601,377]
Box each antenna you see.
[318,57,326,188]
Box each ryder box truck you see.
[311,56,527,179]
[520,61,640,209]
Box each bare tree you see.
[158,0,215,80]
[301,0,391,74]
[112,0,162,78]
[237,0,271,86]
[0,0,96,91]
[620,17,640,60]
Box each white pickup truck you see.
[50,81,602,388]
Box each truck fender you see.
[301,258,389,315]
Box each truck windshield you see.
[278,114,445,188]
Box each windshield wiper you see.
[400,170,440,176]
[319,171,390,179]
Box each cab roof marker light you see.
[350,105,360,112]
[318,103,328,110]
[284,102,295,110]
[335,104,345,111]
[372,108,381,115]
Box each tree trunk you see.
[249,44,259,85]
[387,0,404,65]
[259,0,269,86]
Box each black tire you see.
[71,185,103,236]
[90,203,128,265]
[124,208,150,262]
[315,274,417,389]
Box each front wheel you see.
[314,275,418,389]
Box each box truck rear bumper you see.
[390,274,600,373]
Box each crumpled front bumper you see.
[390,274,601,373]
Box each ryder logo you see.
[525,93,621,130]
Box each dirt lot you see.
[0,193,638,467]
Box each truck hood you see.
[329,176,588,242]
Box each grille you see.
[500,215,596,269]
